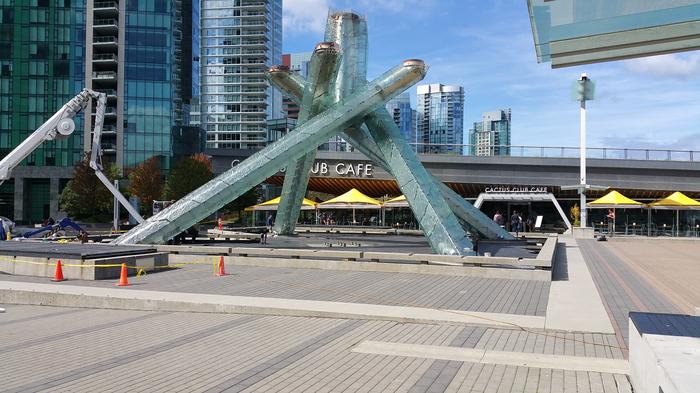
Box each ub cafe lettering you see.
[277,161,373,178]
[310,161,373,178]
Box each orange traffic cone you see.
[216,256,227,276]
[51,260,65,282]
[116,263,130,286]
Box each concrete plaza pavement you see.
[4,236,684,392]
[578,238,699,347]
[0,304,631,393]
[1,263,550,317]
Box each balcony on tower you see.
[93,1,118,17]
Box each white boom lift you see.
[0,88,144,223]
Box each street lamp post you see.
[573,73,595,228]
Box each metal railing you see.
[93,36,117,43]
[92,71,117,79]
[93,18,118,26]
[93,53,116,61]
[94,1,117,8]
[406,143,698,162]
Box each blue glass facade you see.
[0,0,86,221]
[86,0,200,171]
[122,0,177,170]
[417,84,464,155]
[385,92,416,146]
[0,1,86,168]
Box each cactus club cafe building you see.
[209,149,700,235]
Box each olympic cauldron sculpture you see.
[116,11,512,255]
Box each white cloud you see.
[284,0,329,34]
[624,53,700,79]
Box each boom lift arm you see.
[0,88,143,224]
[86,91,144,224]
[0,89,90,183]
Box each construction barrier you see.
[0,255,228,282]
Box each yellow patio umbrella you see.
[587,190,643,234]
[318,188,381,224]
[383,195,408,208]
[647,192,700,236]
[244,196,317,211]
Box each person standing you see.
[606,209,615,235]
[493,211,504,227]
[261,214,273,245]
[510,211,520,236]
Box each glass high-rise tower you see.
[0,1,86,222]
[84,0,200,172]
[385,92,416,148]
[200,0,283,150]
[469,109,512,156]
[416,84,464,154]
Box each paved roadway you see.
[0,304,630,393]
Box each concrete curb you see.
[169,254,551,281]
[0,281,548,329]
[545,237,616,334]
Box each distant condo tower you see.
[416,84,464,154]
[469,109,512,156]
[200,0,283,150]
[385,92,418,149]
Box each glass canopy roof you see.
[527,0,700,67]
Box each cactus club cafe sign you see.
[277,161,374,178]
[485,186,549,193]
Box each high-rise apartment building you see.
[0,1,86,222]
[469,109,511,156]
[84,0,201,172]
[200,0,283,150]
[416,84,464,154]
[385,92,416,147]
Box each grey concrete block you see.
[362,251,414,261]
[166,254,550,281]
[156,244,231,255]
[534,236,557,267]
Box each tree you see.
[128,156,163,215]
[163,155,213,201]
[190,152,212,172]
[59,154,120,221]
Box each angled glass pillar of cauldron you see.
[271,11,502,254]
[268,65,513,242]
[274,42,340,235]
[114,60,427,245]
[274,11,369,236]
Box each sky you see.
[282,0,700,150]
